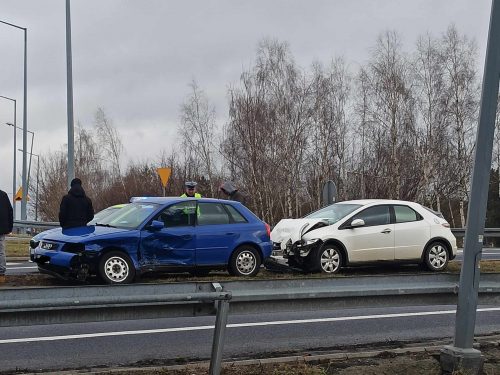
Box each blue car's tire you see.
[228,246,261,277]
[99,251,136,284]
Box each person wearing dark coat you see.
[59,178,94,229]
[219,181,247,206]
[0,189,13,283]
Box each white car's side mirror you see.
[350,219,365,228]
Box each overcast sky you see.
[0,0,493,207]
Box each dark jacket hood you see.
[69,184,86,198]
[221,181,237,195]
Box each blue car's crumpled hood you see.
[42,226,132,243]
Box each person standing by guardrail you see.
[59,178,94,229]
[0,188,13,284]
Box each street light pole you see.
[0,20,28,221]
[66,0,75,188]
[440,0,500,373]
[0,96,16,219]
[18,149,39,221]
[7,123,34,199]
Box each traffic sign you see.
[14,187,28,201]
[157,167,172,187]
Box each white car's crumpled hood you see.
[271,218,329,250]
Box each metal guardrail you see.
[1,274,500,374]
[10,221,500,237]
[13,219,59,230]
[451,228,500,238]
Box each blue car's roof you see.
[130,197,240,205]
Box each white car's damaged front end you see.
[270,218,329,268]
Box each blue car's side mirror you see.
[149,220,164,231]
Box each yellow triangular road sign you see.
[14,187,29,201]
[157,167,172,187]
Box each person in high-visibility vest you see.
[180,181,202,198]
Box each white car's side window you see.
[352,205,390,227]
[394,205,420,223]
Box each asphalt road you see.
[0,305,498,373]
[6,248,500,276]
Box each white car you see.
[270,199,457,274]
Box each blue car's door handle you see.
[182,235,193,240]
[226,232,235,235]
[162,245,173,251]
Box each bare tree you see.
[179,81,219,197]
[94,107,127,200]
[441,25,479,227]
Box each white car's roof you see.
[338,199,419,206]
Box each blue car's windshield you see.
[305,203,362,224]
[96,203,159,229]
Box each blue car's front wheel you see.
[99,251,136,284]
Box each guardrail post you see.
[209,298,230,375]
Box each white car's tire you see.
[316,244,342,274]
[424,241,449,271]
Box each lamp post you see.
[18,149,39,221]
[7,123,34,198]
[66,0,75,188]
[0,96,16,219]
[0,19,28,221]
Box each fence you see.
[1,274,499,374]
[11,220,500,237]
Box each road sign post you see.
[157,167,172,196]
[440,0,500,373]
[322,180,337,207]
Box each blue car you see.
[30,197,272,283]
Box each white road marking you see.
[7,266,37,270]
[1,307,499,344]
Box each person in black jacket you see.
[219,181,248,206]
[59,178,94,229]
[0,189,13,283]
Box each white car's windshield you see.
[95,203,159,229]
[306,203,362,224]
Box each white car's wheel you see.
[424,241,449,271]
[316,245,342,274]
[99,251,136,284]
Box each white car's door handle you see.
[381,228,392,234]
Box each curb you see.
[24,337,500,375]
[7,257,29,262]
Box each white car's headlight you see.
[303,238,320,246]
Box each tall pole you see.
[21,27,27,221]
[0,20,26,220]
[27,131,34,194]
[12,113,16,220]
[0,96,16,219]
[66,0,75,188]
[35,154,39,221]
[441,0,500,372]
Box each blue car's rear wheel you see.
[99,251,135,284]
[229,246,261,277]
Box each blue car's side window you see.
[225,205,248,223]
[156,202,196,227]
[197,203,230,225]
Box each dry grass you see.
[5,237,30,257]
[75,344,500,374]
